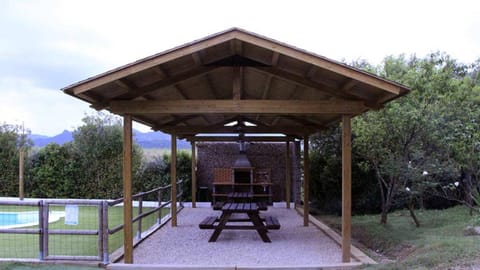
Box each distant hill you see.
[30,130,73,147]
[28,130,189,149]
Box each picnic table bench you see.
[199,202,280,242]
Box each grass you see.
[0,204,168,259]
[0,262,99,270]
[319,205,480,269]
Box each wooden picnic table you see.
[199,202,280,242]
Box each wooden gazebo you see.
[63,28,409,264]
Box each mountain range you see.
[28,130,190,149]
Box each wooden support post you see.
[19,149,24,200]
[342,115,352,262]
[191,141,197,208]
[285,141,291,209]
[303,136,310,226]
[122,115,133,264]
[171,133,177,227]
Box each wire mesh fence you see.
[0,180,185,264]
[0,203,40,259]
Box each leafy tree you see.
[432,59,480,213]
[353,53,479,224]
[71,112,143,199]
[0,123,31,196]
[27,143,79,198]
[134,150,191,201]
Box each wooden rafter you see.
[66,30,237,95]
[95,66,219,109]
[230,39,243,55]
[154,115,202,129]
[232,66,243,100]
[204,73,218,98]
[271,52,280,66]
[252,67,359,100]
[277,115,325,129]
[191,52,203,65]
[234,30,402,95]
[109,100,367,115]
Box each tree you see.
[0,123,31,196]
[27,143,80,198]
[71,112,143,199]
[432,59,480,213]
[353,53,472,224]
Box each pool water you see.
[0,211,65,229]
[0,212,38,226]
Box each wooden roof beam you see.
[278,115,325,129]
[271,52,280,66]
[109,100,368,115]
[191,52,203,65]
[154,115,202,129]
[230,39,243,55]
[159,125,318,136]
[65,30,238,95]
[92,66,218,109]
[232,66,243,100]
[252,67,359,100]
[185,136,296,142]
[256,75,273,121]
[234,30,403,95]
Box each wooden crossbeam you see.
[109,100,367,115]
[185,136,296,142]
[158,125,318,136]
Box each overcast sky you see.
[1,0,479,136]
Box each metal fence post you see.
[102,201,109,265]
[136,195,143,239]
[38,200,44,261]
[98,202,103,262]
[42,201,49,259]
[157,189,162,224]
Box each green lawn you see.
[0,204,168,259]
[0,262,99,270]
[319,205,480,269]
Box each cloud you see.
[0,77,94,135]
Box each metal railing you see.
[0,180,185,264]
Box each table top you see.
[221,202,259,212]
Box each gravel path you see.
[130,207,349,267]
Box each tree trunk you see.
[375,167,388,224]
[408,198,420,227]
[380,209,388,224]
[464,171,473,216]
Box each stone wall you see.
[196,142,301,202]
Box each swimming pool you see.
[0,211,65,229]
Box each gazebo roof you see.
[63,28,409,138]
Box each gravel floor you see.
[129,207,350,267]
